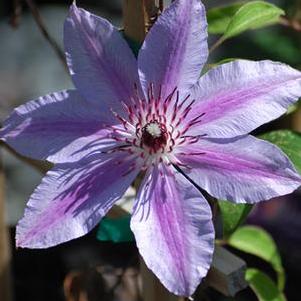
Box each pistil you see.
[106,83,206,167]
[141,120,167,152]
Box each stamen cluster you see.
[107,84,206,169]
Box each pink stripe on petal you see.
[187,60,301,138]
[0,90,118,163]
[131,164,214,296]
[138,0,208,99]
[176,135,301,203]
[16,152,140,248]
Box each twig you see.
[25,0,68,70]
[279,16,301,32]
[209,36,225,54]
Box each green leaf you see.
[223,1,285,39]
[246,268,286,301]
[207,2,246,34]
[228,226,285,290]
[97,215,134,243]
[250,28,301,66]
[260,130,301,174]
[218,201,253,238]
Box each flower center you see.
[141,120,167,152]
[106,84,207,168]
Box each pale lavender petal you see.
[16,152,141,248]
[176,135,301,203]
[186,60,301,138]
[64,4,141,112]
[138,0,208,99]
[0,90,119,163]
[131,164,214,296]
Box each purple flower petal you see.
[138,0,208,99]
[187,60,301,138]
[16,152,141,248]
[176,135,301,203]
[131,164,214,296]
[64,4,141,113]
[0,90,118,163]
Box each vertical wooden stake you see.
[123,0,145,43]
[123,2,180,300]
[0,150,12,301]
[123,0,160,43]
[292,108,301,131]
[140,257,178,301]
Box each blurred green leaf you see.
[223,1,284,39]
[245,268,286,301]
[207,2,246,34]
[97,215,134,243]
[218,201,253,238]
[250,28,301,66]
[228,226,285,290]
[260,130,301,174]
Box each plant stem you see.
[209,36,225,54]
[25,0,68,70]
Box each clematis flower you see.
[1,0,301,296]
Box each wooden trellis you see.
[0,151,12,301]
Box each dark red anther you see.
[179,152,206,156]
[164,87,177,104]
[178,94,191,109]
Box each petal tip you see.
[67,0,81,20]
[70,1,77,11]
